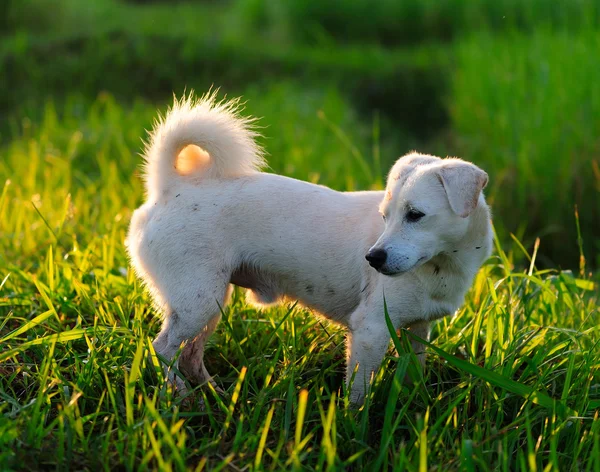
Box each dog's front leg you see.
[345,323,391,405]
[407,320,430,368]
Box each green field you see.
[1,1,599,470]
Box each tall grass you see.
[2,1,600,468]
[239,0,600,46]
[1,93,599,470]
[3,1,599,267]
[448,31,600,267]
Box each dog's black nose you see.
[365,248,387,270]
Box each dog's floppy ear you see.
[437,160,488,218]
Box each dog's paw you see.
[179,388,206,411]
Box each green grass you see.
[2,0,599,267]
[447,31,600,268]
[1,93,599,471]
[2,0,600,468]
[240,0,600,46]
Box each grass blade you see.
[403,330,574,418]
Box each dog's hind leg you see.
[178,313,221,388]
[152,274,230,392]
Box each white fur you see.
[142,91,265,201]
[126,93,493,404]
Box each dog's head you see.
[366,152,488,275]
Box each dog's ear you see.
[437,160,488,218]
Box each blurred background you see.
[1,0,599,269]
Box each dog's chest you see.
[420,264,468,320]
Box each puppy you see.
[126,92,493,404]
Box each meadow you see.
[1,0,599,470]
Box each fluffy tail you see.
[142,91,265,200]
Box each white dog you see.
[126,92,493,404]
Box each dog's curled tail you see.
[142,91,265,199]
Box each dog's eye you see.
[406,208,425,222]
[382,214,387,222]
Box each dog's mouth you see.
[377,268,404,277]
[376,255,429,276]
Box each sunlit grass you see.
[1,94,599,470]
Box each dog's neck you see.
[414,203,492,319]
[442,203,492,273]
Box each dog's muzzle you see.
[365,248,387,270]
